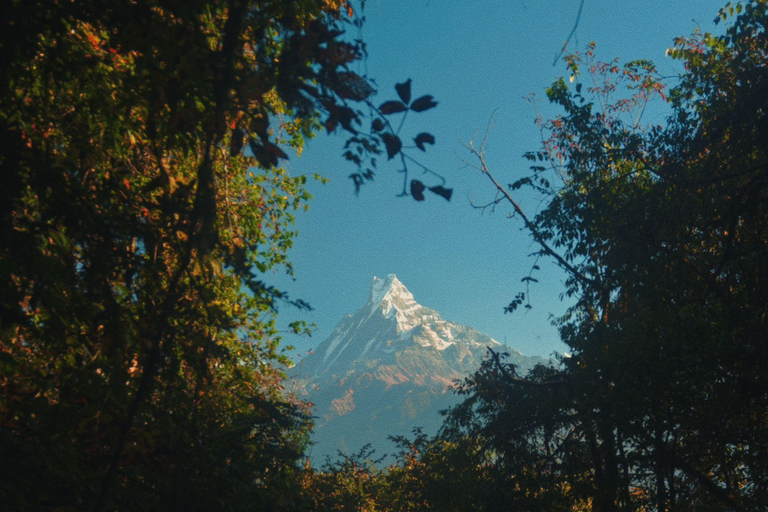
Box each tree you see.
[0,1,391,510]
[382,429,496,512]
[449,1,768,510]
[299,446,386,512]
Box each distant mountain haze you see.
[289,274,545,463]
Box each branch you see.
[464,122,596,288]
[553,0,587,66]
[488,348,570,388]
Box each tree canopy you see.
[398,2,768,511]
[3,0,767,511]
[303,2,768,512]
[0,1,383,509]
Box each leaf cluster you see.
[0,1,380,510]
[342,3,768,512]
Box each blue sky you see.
[271,0,729,358]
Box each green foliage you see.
[300,446,385,512]
[0,1,379,510]
[368,3,768,512]
[383,430,495,512]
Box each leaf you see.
[414,132,435,151]
[335,71,376,101]
[229,127,244,156]
[428,185,453,201]
[410,180,426,201]
[249,139,288,168]
[410,95,438,112]
[372,118,385,132]
[380,133,402,159]
[324,116,338,133]
[265,141,288,160]
[395,78,412,104]
[349,173,364,193]
[510,177,532,190]
[337,106,359,133]
[379,100,408,115]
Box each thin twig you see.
[463,119,595,287]
[553,0,587,66]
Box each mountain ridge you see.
[290,274,545,462]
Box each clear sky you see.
[270,0,730,359]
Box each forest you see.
[1,1,767,511]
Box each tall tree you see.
[0,1,382,510]
[448,1,768,510]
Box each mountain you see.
[289,274,545,463]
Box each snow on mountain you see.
[289,274,545,463]
[303,274,494,379]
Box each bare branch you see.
[553,0,587,66]
[463,125,596,287]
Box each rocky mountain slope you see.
[289,274,544,463]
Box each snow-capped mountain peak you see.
[298,275,503,379]
[289,275,544,464]
[367,275,436,330]
[369,274,414,309]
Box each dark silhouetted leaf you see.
[379,100,408,115]
[380,133,402,159]
[395,79,412,104]
[250,115,269,137]
[510,177,532,190]
[229,128,244,156]
[324,116,338,133]
[372,118,385,132]
[337,106,359,133]
[249,139,288,168]
[428,185,453,201]
[249,139,276,168]
[336,72,376,101]
[411,180,426,201]
[410,95,438,112]
[265,141,288,160]
[349,173,364,194]
[414,132,435,151]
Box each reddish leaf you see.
[379,100,408,115]
[414,132,435,151]
[395,79,412,104]
[410,95,438,112]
